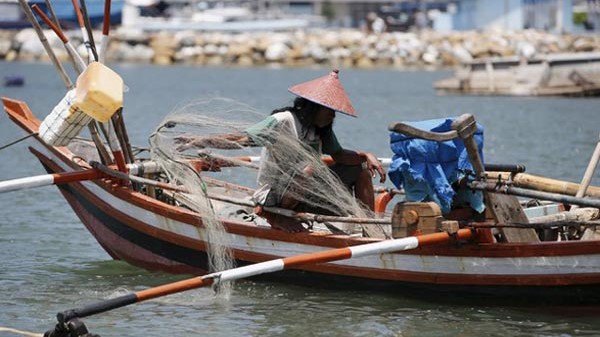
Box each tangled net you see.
[149,98,380,287]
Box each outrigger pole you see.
[0,169,99,193]
[44,229,474,337]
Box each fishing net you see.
[149,97,383,286]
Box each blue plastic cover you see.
[388,117,485,214]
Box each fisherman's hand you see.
[364,152,386,183]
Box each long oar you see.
[46,228,473,333]
[0,161,163,194]
[0,169,99,193]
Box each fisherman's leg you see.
[329,164,374,210]
[355,168,375,210]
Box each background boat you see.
[0,0,123,29]
[435,51,600,96]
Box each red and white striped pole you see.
[52,229,474,325]
[0,169,99,193]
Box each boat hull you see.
[4,97,600,303]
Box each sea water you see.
[1,61,599,337]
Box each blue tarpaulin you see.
[388,117,485,214]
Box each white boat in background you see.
[434,52,600,96]
[0,0,124,29]
[122,0,320,32]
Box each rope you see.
[0,327,42,337]
[0,133,38,151]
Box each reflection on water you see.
[1,61,599,337]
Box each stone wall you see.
[2,28,599,68]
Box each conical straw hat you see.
[288,69,357,117]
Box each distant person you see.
[366,12,386,34]
[414,9,428,30]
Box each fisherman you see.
[179,70,385,231]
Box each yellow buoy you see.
[72,61,123,122]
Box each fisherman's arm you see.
[323,130,386,183]
[330,150,386,183]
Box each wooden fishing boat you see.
[434,52,600,96]
[4,96,600,304]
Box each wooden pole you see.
[111,109,135,165]
[18,0,73,89]
[79,0,98,62]
[46,228,473,332]
[571,133,600,210]
[99,0,112,63]
[451,114,539,243]
[69,0,93,63]
[44,0,63,34]
[88,121,113,165]
[31,4,86,73]
[0,169,99,193]
[31,3,111,169]
[469,181,600,209]
[485,171,600,197]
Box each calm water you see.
[0,61,599,337]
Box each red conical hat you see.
[288,69,357,117]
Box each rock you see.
[5,50,17,62]
[517,42,536,59]
[452,45,473,63]
[236,55,254,67]
[0,38,12,57]
[355,56,374,68]
[175,46,203,63]
[227,43,252,57]
[153,55,172,65]
[573,38,595,52]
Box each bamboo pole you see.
[88,121,112,165]
[69,0,93,63]
[31,5,86,73]
[30,3,112,169]
[99,0,111,63]
[44,0,62,34]
[571,134,600,210]
[469,181,600,209]
[78,0,98,61]
[45,228,473,335]
[485,171,600,197]
[18,0,73,89]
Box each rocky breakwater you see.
[2,28,599,68]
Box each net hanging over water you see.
[149,97,382,283]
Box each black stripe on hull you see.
[42,165,600,304]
